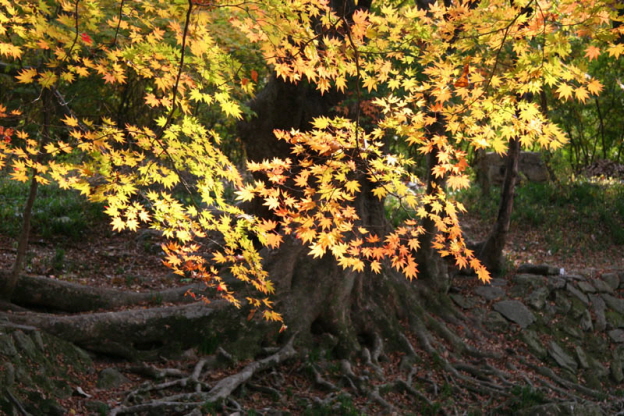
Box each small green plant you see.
[200,400,221,415]
[307,347,324,364]
[198,336,220,355]
[0,176,106,241]
[124,275,138,287]
[150,293,164,305]
[457,176,624,250]
[303,393,363,416]
[508,385,547,410]
[440,382,452,398]
[51,248,65,273]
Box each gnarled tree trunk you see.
[238,74,450,357]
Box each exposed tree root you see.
[520,358,610,401]
[3,301,232,359]
[11,274,207,313]
[5,257,622,414]
[306,363,339,391]
[204,334,297,402]
[368,385,396,413]
[5,388,31,416]
[109,335,298,415]
[394,301,624,415]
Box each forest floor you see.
[0,200,623,414]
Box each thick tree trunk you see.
[238,75,451,357]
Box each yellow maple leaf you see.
[263,310,283,322]
[221,101,243,119]
[608,43,624,59]
[403,258,418,280]
[10,167,29,182]
[44,143,57,154]
[72,66,90,77]
[263,196,280,210]
[145,93,161,107]
[407,238,420,251]
[103,72,118,84]
[111,216,126,232]
[370,260,382,274]
[298,228,317,243]
[362,76,378,92]
[351,258,365,272]
[38,71,58,88]
[372,186,388,199]
[16,68,38,84]
[575,86,589,103]
[57,65,75,80]
[235,187,256,202]
[344,180,361,194]
[450,253,465,267]
[309,243,326,258]
[434,87,452,103]
[430,200,443,213]
[258,219,278,232]
[265,232,283,249]
[61,115,79,127]
[319,216,333,230]
[126,218,139,231]
[447,174,470,190]
[476,264,491,283]
[0,42,22,59]
[556,83,574,101]
[138,210,150,222]
[213,252,228,264]
[312,116,331,130]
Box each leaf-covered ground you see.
[0,187,623,414]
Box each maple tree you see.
[0,0,622,325]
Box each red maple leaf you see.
[80,33,93,45]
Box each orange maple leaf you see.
[265,233,283,249]
[584,45,600,61]
[403,258,418,280]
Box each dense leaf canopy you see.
[1,0,622,321]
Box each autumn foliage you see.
[0,0,622,321]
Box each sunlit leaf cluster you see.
[1,0,622,321]
[0,0,274,318]
[231,0,621,282]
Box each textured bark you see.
[263,236,441,357]
[11,274,207,313]
[238,75,450,357]
[3,301,268,359]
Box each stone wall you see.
[476,151,549,193]
[451,264,624,390]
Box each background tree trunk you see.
[0,90,53,301]
[476,137,520,274]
